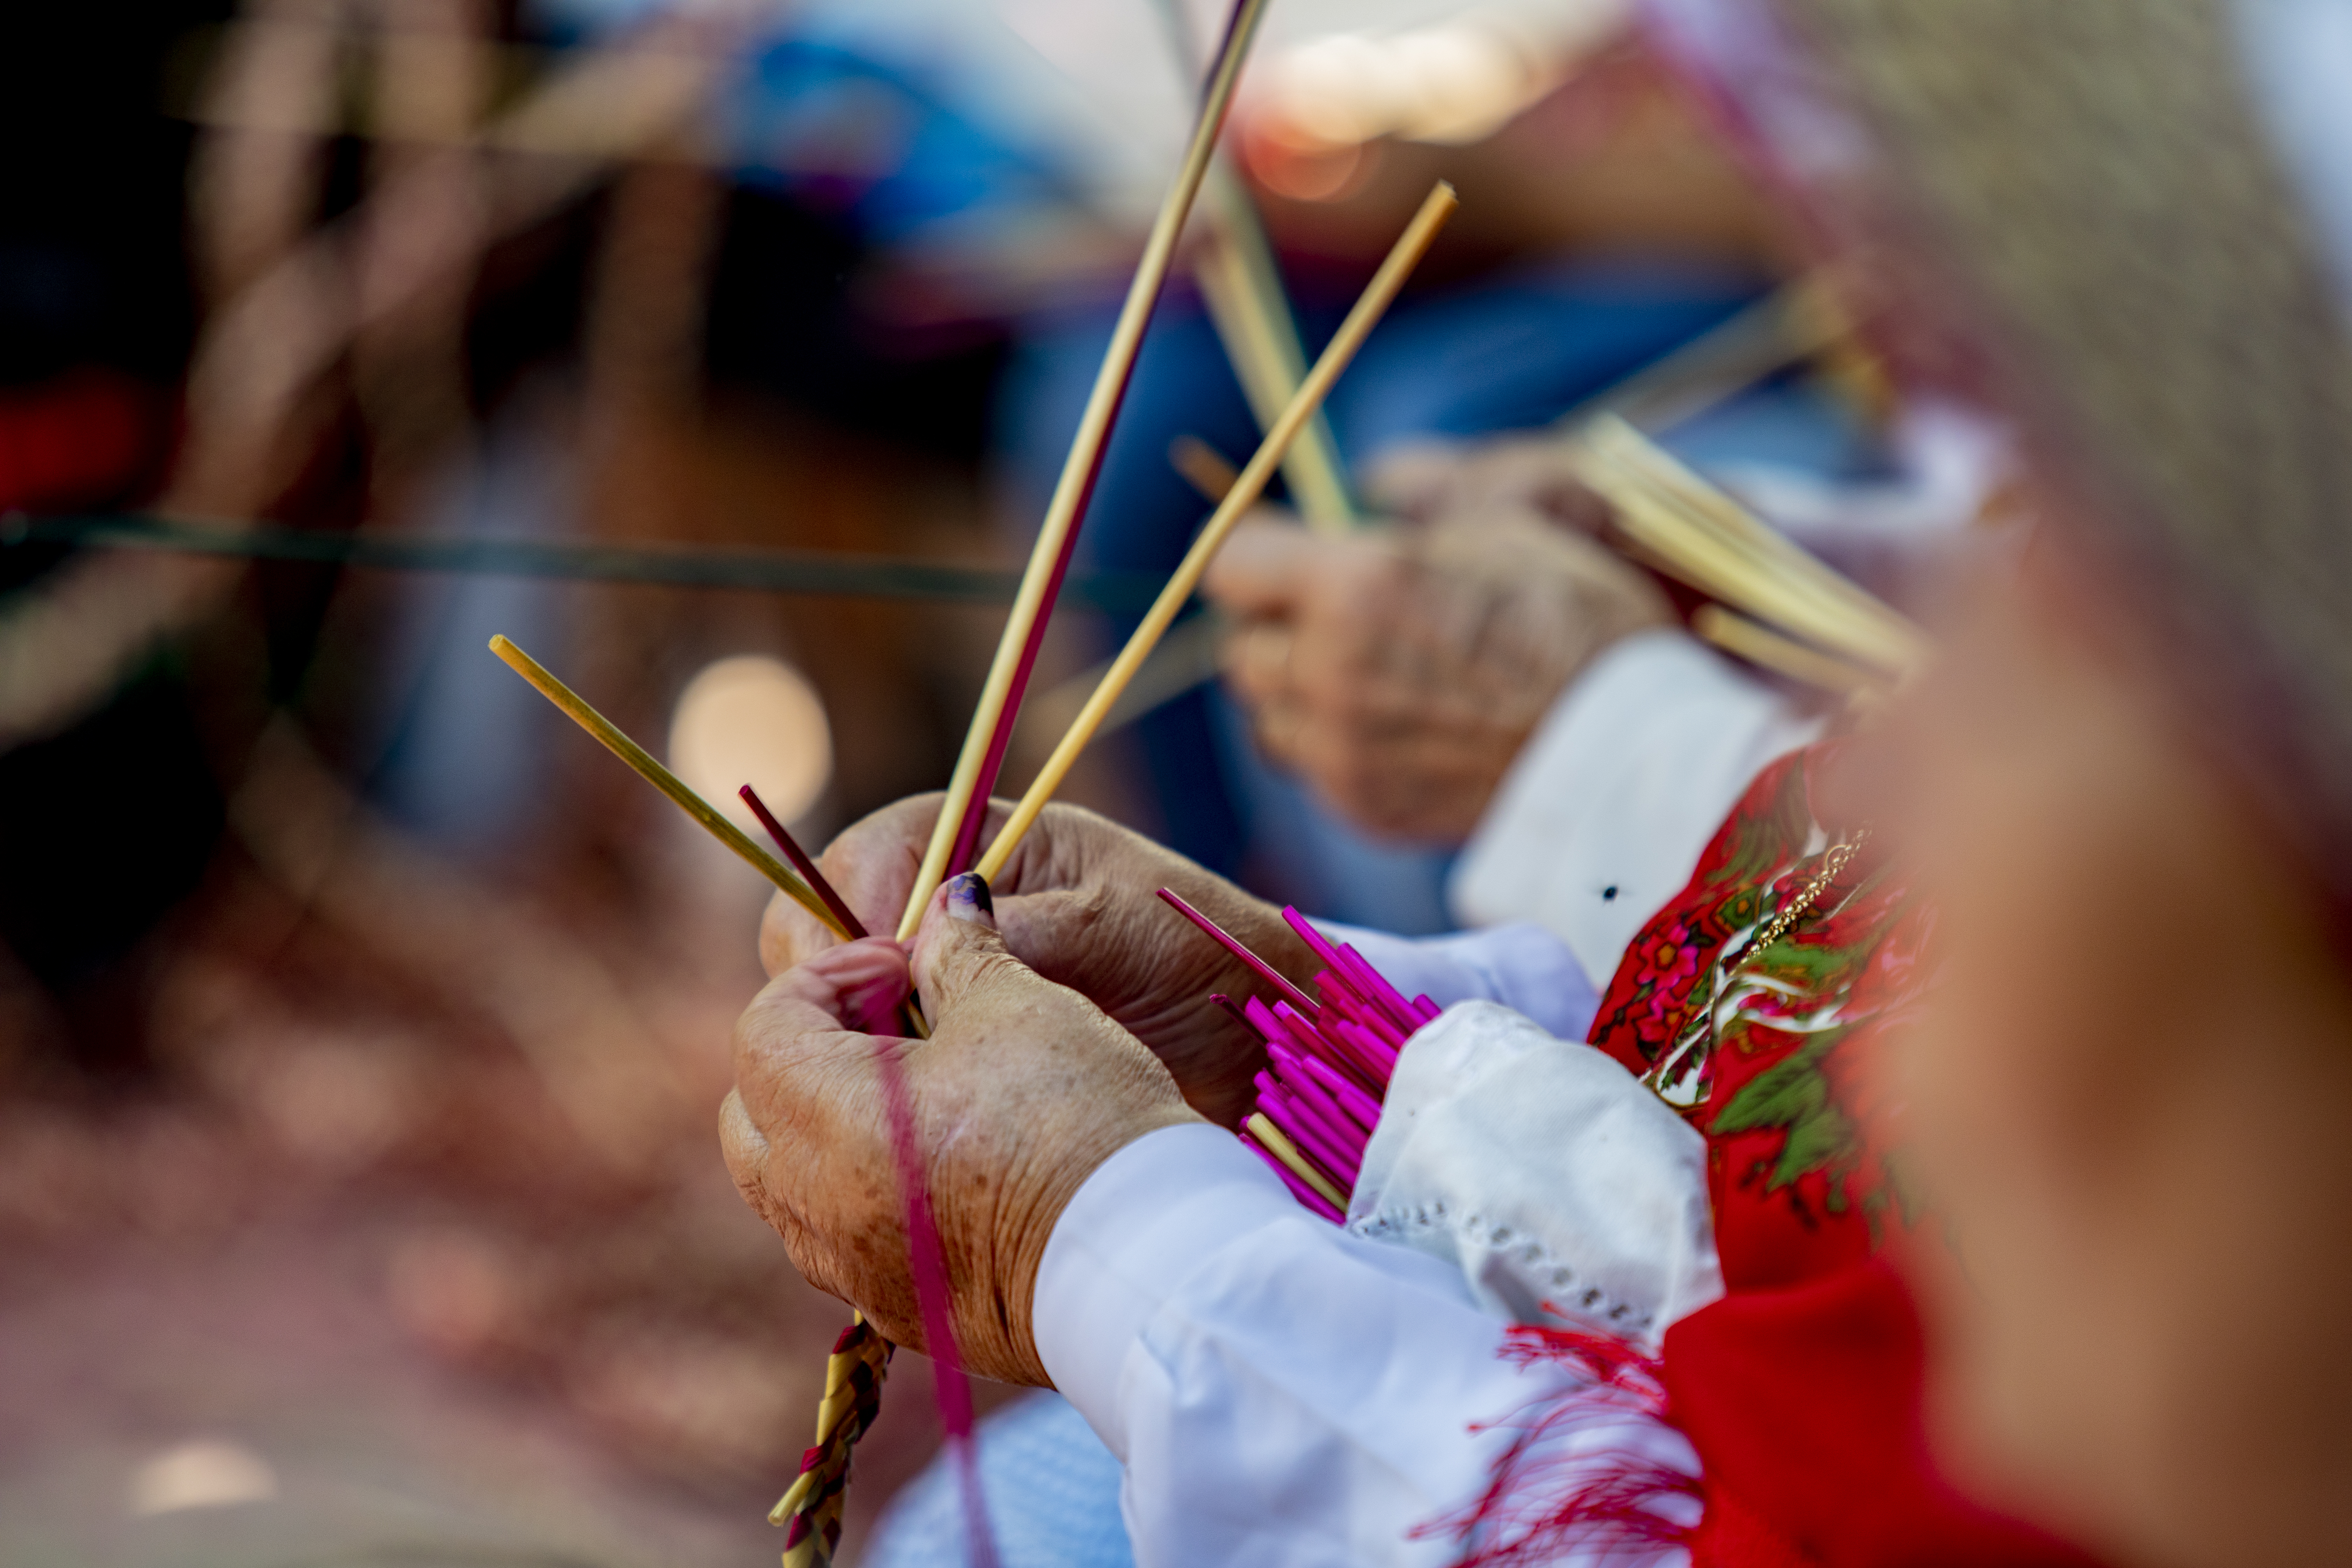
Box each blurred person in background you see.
[733,0,2352,1564]
[994,2,1864,935]
[1787,0,2352,1562]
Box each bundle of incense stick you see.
[1573,414,1930,685]
[1160,891,1439,1220]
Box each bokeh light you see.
[666,653,833,830]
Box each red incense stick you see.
[740,785,867,940]
[935,0,1269,884]
[1156,888,1322,1018]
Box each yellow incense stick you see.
[897,0,1273,942]
[1246,1113,1349,1210]
[974,182,1459,882]
[1170,432,1241,502]
[1573,417,1931,679]
[487,635,849,941]
[1691,604,1879,695]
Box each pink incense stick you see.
[1157,889,1322,1018]
[1274,1046,1368,1147]
[1301,1053,1383,1133]
[1334,1002,1409,1059]
[741,784,868,940]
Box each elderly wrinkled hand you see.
[758,799,1315,1127]
[1360,433,1616,532]
[1203,509,1670,841]
[722,874,1199,1383]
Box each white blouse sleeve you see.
[1449,629,1823,985]
[1034,1123,1701,1568]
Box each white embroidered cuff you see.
[1349,1001,1722,1349]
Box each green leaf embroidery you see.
[1708,1027,1859,1193]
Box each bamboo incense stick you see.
[1690,604,1878,695]
[1556,274,1848,436]
[1147,0,1353,532]
[973,183,1459,883]
[1169,433,1241,502]
[486,635,850,941]
[1245,1112,1348,1211]
[740,785,868,940]
[1194,165,1357,533]
[1572,416,1930,679]
[898,0,1273,941]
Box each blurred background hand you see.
[1204,508,1671,841]
[1359,432,1618,532]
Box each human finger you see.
[1359,436,1471,520]
[717,1087,780,1227]
[758,797,934,973]
[1201,514,1324,615]
[732,940,908,1134]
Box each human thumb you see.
[910,871,1018,1020]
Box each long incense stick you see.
[486,635,850,940]
[1169,433,1241,501]
[1157,888,1323,1017]
[1194,166,1358,534]
[973,183,1458,883]
[899,0,1273,941]
[1147,0,1354,533]
[740,785,868,940]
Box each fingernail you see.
[944,871,995,926]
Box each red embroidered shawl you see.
[1582,745,2094,1568]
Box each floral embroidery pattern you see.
[1587,746,1928,1274]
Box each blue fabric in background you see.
[723,36,1079,247]
[994,259,1767,930]
[863,1393,1132,1568]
